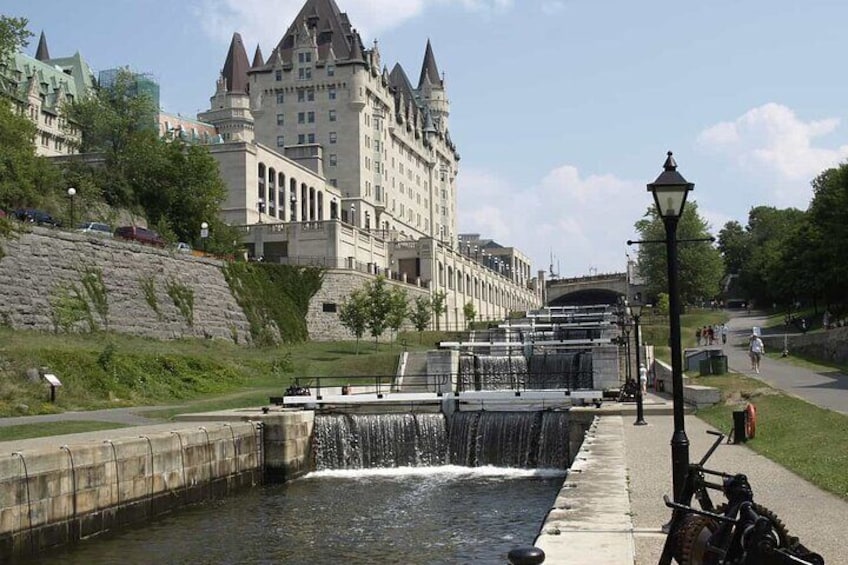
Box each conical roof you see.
[274,0,358,62]
[417,39,441,89]
[251,44,265,68]
[35,31,50,61]
[222,32,251,93]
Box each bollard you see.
[732,410,747,444]
[507,546,545,564]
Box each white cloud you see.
[194,0,512,50]
[698,103,848,189]
[458,165,643,278]
[540,1,566,15]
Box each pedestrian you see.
[707,325,714,345]
[721,324,728,345]
[695,327,702,346]
[749,332,765,373]
[639,364,648,395]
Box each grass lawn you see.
[0,421,130,441]
[693,372,848,500]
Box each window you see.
[298,112,305,124]
[276,135,285,147]
[297,90,305,102]
[329,154,337,166]
[275,70,282,81]
[276,113,285,126]
[329,132,337,144]
[330,179,338,187]
[276,92,285,104]
[328,109,336,122]
[298,52,312,64]
[298,134,306,144]
[307,133,315,143]
[307,111,315,123]
[298,67,312,80]
[322,302,337,313]
[327,64,335,77]
[307,89,315,101]
[328,87,336,100]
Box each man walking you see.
[749,332,765,373]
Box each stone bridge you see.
[546,272,645,306]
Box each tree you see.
[0,16,31,63]
[808,165,848,307]
[410,295,432,342]
[338,289,368,353]
[634,200,724,308]
[386,286,409,343]
[717,220,749,276]
[463,301,476,329]
[365,276,392,347]
[431,290,447,331]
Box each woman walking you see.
[749,332,765,373]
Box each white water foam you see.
[304,465,567,480]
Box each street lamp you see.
[331,197,337,220]
[258,199,266,223]
[630,302,648,426]
[647,151,693,502]
[350,203,356,226]
[200,221,209,252]
[290,194,297,222]
[67,187,76,228]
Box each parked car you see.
[114,226,166,247]
[77,222,113,237]
[175,242,192,253]
[14,208,60,227]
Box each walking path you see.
[723,311,848,415]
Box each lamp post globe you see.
[647,151,693,502]
[67,187,77,228]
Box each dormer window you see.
[327,64,335,77]
[298,52,312,64]
[275,70,282,81]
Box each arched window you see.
[278,172,286,218]
[258,163,267,203]
[447,266,454,290]
[438,262,444,287]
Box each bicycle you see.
[658,430,825,564]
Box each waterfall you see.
[313,413,447,470]
[314,411,574,470]
[458,354,529,391]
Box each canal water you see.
[35,465,564,564]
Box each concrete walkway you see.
[723,311,848,415]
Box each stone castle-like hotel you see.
[8,0,544,332]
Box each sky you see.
[8,0,848,277]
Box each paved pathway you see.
[0,406,169,428]
[723,310,848,415]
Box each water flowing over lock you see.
[458,352,594,391]
[312,411,575,470]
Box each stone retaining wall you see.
[762,327,848,366]
[0,422,262,561]
[0,227,252,342]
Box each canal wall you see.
[0,421,262,561]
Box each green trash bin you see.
[711,355,728,375]
[699,359,712,376]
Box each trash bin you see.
[732,410,747,444]
[710,355,728,375]
[699,359,712,376]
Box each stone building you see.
[0,32,94,156]
[198,0,543,327]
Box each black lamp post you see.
[67,187,76,228]
[331,197,337,219]
[200,221,209,252]
[290,194,297,222]
[258,199,265,223]
[630,302,647,426]
[647,151,693,502]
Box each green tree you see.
[386,286,409,343]
[431,290,447,331]
[717,220,749,276]
[463,301,476,329]
[0,16,31,63]
[338,289,368,353]
[808,165,848,307]
[365,275,392,347]
[410,295,432,341]
[634,200,723,308]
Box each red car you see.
[114,226,166,247]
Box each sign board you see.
[43,373,62,387]
[200,228,209,239]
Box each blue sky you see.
[9,0,848,277]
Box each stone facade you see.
[762,327,848,366]
[0,227,252,343]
